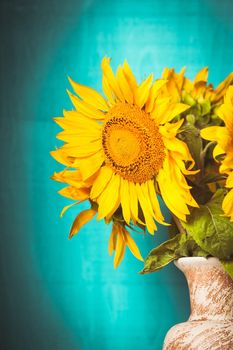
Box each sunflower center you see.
[102,103,165,183]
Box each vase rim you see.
[174,256,222,269]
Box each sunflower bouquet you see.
[51,57,233,277]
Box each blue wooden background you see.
[1,0,233,349]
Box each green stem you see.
[200,141,216,169]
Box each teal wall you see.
[1,0,233,349]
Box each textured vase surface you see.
[163,257,233,350]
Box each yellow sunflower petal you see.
[53,117,78,130]
[135,183,157,234]
[124,230,144,262]
[114,229,126,268]
[116,66,134,104]
[151,102,189,124]
[224,85,233,104]
[218,105,233,133]
[201,126,229,152]
[172,156,198,176]
[58,186,90,201]
[122,60,138,92]
[134,73,153,108]
[222,188,233,221]
[220,154,233,174]
[163,103,190,124]
[141,182,162,225]
[68,77,109,111]
[177,66,186,88]
[90,166,113,199]
[60,201,80,218]
[51,171,66,183]
[63,110,103,129]
[150,101,170,123]
[101,57,125,101]
[78,151,104,180]
[201,126,221,141]
[105,195,121,223]
[54,113,102,131]
[213,72,233,102]
[162,67,173,80]
[162,136,192,163]
[69,208,97,238]
[61,141,102,158]
[161,67,186,102]
[194,67,208,84]
[62,109,103,131]
[61,136,101,148]
[51,169,92,188]
[213,144,225,160]
[128,183,145,226]
[51,170,80,184]
[56,128,101,143]
[226,172,233,188]
[50,149,74,167]
[157,166,190,221]
[67,90,106,120]
[102,75,115,105]
[218,86,233,132]
[147,180,165,224]
[120,178,131,225]
[60,135,101,147]
[97,174,121,220]
[108,224,118,255]
[145,79,167,113]
[159,119,184,138]
[128,182,139,224]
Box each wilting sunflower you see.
[201,86,233,221]
[161,66,233,105]
[51,57,198,267]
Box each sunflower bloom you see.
[201,86,233,220]
[161,66,233,104]
[51,57,198,266]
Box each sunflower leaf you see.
[183,189,233,260]
[140,233,208,274]
[174,238,208,257]
[140,236,179,274]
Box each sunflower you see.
[201,86,233,221]
[51,57,198,267]
[161,66,233,105]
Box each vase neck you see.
[176,258,233,321]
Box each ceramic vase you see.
[163,257,233,350]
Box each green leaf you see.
[175,238,208,257]
[141,235,181,274]
[210,188,227,204]
[220,260,233,279]
[183,189,233,260]
[141,233,208,274]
